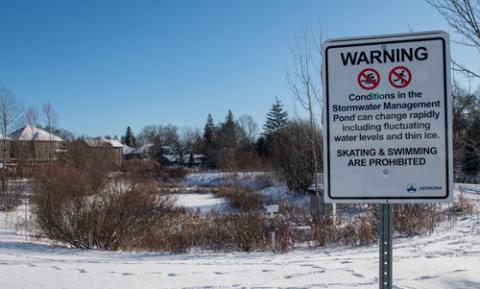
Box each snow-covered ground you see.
[173,193,228,214]
[0,183,479,288]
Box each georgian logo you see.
[406,183,417,193]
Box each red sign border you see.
[388,66,412,88]
[357,68,381,90]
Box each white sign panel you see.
[322,31,453,203]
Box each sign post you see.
[322,31,453,288]
[379,204,392,289]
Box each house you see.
[123,143,194,166]
[123,143,154,160]
[8,124,64,162]
[76,137,124,164]
[182,153,206,167]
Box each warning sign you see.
[358,68,380,90]
[389,66,412,88]
[322,31,453,204]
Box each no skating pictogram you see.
[389,66,412,88]
[357,68,380,90]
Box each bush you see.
[311,218,336,247]
[275,217,298,252]
[394,204,438,237]
[31,164,173,250]
[216,186,264,211]
[156,166,189,182]
[311,211,377,247]
[452,193,473,215]
[143,210,270,253]
[121,159,160,181]
[356,214,377,246]
[0,180,25,211]
[143,209,194,253]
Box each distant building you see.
[123,143,205,166]
[182,153,206,167]
[8,124,64,162]
[76,137,124,164]
[123,143,154,160]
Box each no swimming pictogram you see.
[357,68,380,90]
[389,66,412,88]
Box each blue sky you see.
[0,0,476,138]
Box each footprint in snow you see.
[168,273,176,277]
[26,263,36,267]
[352,273,365,278]
[50,266,61,270]
[122,272,133,276]
[416,275,436,280]
[214,272,225,275]
[262,269,272,273]
[77,269,87,274]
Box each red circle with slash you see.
[357,68,380,90]
[389,66,412,88]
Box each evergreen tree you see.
[122,126,137,147]
[263,98,289,137]
[220,110,237,149]
[203,114,217,167]
[255,136,268,158]
[188,153,195,168]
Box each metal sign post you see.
[379,204,392,289]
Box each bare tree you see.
[180,126,202,155]
[238,114,259,143]
[427,0,480,78]
[287,27,327,219]
[0,87,23,191]
[43,101,58,174]
[25,107,39,126]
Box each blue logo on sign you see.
[406,183,417,193]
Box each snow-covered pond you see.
[173,193,227,213]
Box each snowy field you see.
[174,193,227,214]
[0,183,479,288]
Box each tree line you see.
[121,98,322,193]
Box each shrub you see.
[394,204,438,237]
[311,218,336,247]
[121,158,160,180]
[227,211,269,252]
[356,214,378,245]
[31,164,173,250]
[143,209,194,253]
[216,186,264,211]
[311,210,377,247]
[143,210,270,253]
[275,217,298,252]
[156,166,189,182]
[0,180,25,211]
[452,193,473,215]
